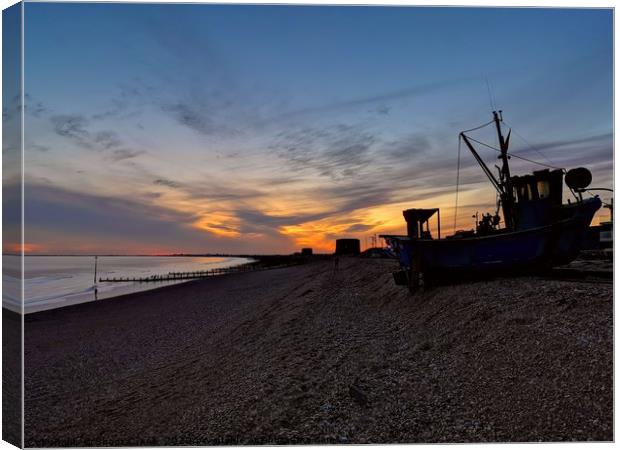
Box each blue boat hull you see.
[384,197,601,285]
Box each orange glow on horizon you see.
[5,242,44,254]
[21,172,609,255]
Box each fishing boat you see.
[381,110,603,292]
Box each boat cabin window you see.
[533,169,564,205]
[522,185,529,201]
[518,184,533,201]
[537,180,550,199]
[529,180,539,200]
[512,176,540,203]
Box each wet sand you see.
[24,257,612,445]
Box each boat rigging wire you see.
[454,136,462,233]
[501,120,557,167]
[462,134,565,170]
[461,119,494,134]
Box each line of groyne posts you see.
[98,262,300,283]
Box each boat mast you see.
[493,110,515,229]
[459,111,516,231]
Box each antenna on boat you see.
[485,77,497,111]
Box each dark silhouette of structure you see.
[335,239,360,255]
[301,248,313,256]
[382,110,602,293]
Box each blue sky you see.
[12,3,613,254]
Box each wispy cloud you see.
[49,112,148,163]
[28,143,51,153]
[235,209,331,230]
[51,114,91,146]
[20,183,293,254]
[384,133,433,160]
[24,93,48,118]
[93,130,123,149]
[108,149,146,162]
[269,124,378,180]
[161,101,238,136]
[511,132,612,156]
[153,178,182,189]
[256,77,472,126]
[344,223,375,233]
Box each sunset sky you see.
[6,4,613,254]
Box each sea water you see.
[3,255,253,314]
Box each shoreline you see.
[16,255,268,314]
[24,257,612,445]
[24,273,216,318]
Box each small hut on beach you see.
[335,238,360,255]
